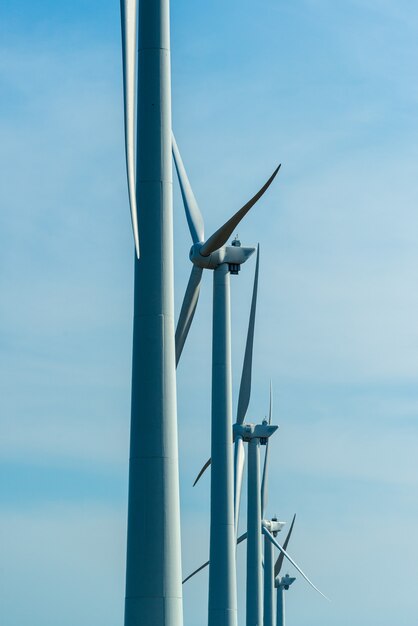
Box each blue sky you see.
[1,1,418,625]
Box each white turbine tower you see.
[120,2,183,626]
[172,136,279,626]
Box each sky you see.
[1,1,418,625]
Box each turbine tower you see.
[120,2,183,626]
[272,515,297,626]
[264,515,295,626]
[263,516,284,626]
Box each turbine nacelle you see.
[263,518,285,536]
[234,422,278,443]
[189,242,255,271]
[276,574,296,590]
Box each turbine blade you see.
[193,457,211,487]
[233,437,246,536]
[172,133,205,244]
[261,382,273,516]
[120,0,140,258]
[183,532,248,584]
[175,266,203,366]
[200,165,280,256]
[236,245,260,424]
[182,559,209,584]
[263,527,330,601]
[261,439,270,518]
[274,514,296,577]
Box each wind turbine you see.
[263,513,295,626]
[263,515,285,626]
[120,2,183,626]
[172,136,279,626]
[275,574,296,626]
[274,519,297,626]
[172,136,280,366]
[187,252,326,625]
[230,249,278,626]
[192,246,267,536]
[230,253,328,626]
[264,513,331,626]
